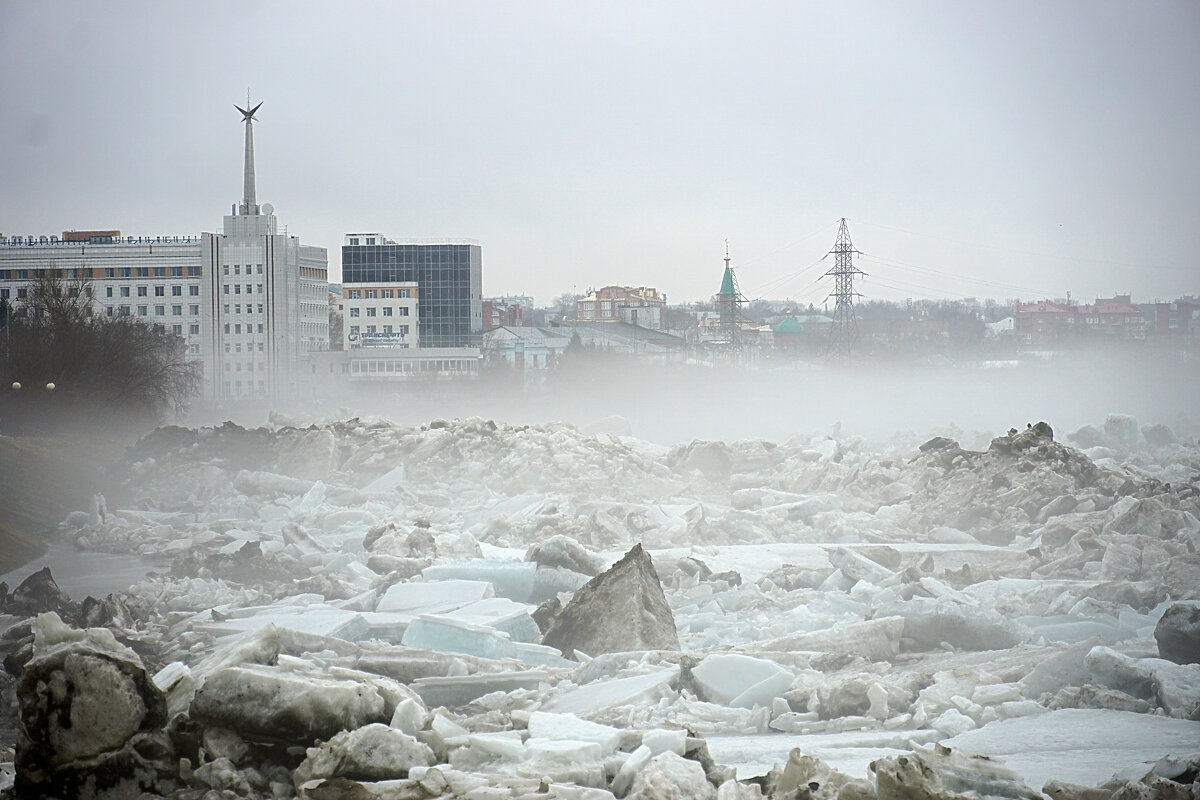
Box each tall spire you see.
[235,97,262,215]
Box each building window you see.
[257,265,263,274]
[155,305,165,315]
[350,238,359,246]
[137,286,148,297]
[172,305,182,316]
[138,306,148,316]
[366,325,376,334]
[171,266,183,277]
[256,284,263,293]
[366,290,377,299]
[223,265,229,275]
[224,323,230,333]
[172,286,182,296]
[257,324,263,333]
[189,285,199,296]
[257,342,264,351]
[172,325,182,335]
[153,267,166,277]
[245,284,252,294]
[234,265,240,275]
[235,304,241,314]
[224,285,229,294]
[105,287,113,297]
[399,307,409,316]
[383,307,393,316]
[105,268,115,278]
[349,307,360,317]
[349,325,360,335]
[155,285,165,297]
[190,304,199,315]
[398,289,410,298]
[347,290,361,299]
[189,324,199,334]
[235,285,241,294]
[384,324,393,334]
[137,267,149,278]
[118,268,131,278]
[366,307,376,317]
[257,304,263,314]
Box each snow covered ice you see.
[2,414,1200,799]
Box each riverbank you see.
[0,435,131,575]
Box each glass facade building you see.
[342,238,482,348]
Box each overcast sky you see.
[2,1,1197,305]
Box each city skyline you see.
[2,1,1198,306]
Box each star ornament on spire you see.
[235,101,263,122]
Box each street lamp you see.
[46,383,55,391]
[10,382,19,391]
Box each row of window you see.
[223,304,264,315]
[106,284,197,298]
[350,358,475,374]
[223,284,263,295]
[223,323,265,335]
[345,288,412,299]
[224,342,265,353]
[223,265,264,275]
[348,306,409,317]
[224,361,265,372]
[105,305,196,320]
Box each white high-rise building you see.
[198,101,328,400]
[0,99,327,403]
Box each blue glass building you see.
[341,235,482,348]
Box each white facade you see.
[342,281,419,349]
[198,209,328,401]
[0,236,205,356]
[0,100,328,404]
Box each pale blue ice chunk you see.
[529,711,623,752]
[376,579,494,615]
[440,597,540,643]
[545,667,680,715]
[692,654,794,709]
[401,615,516,660]
[423,561,538,602]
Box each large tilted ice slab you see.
[943,708,1200,790]
[376,579,494,615]
[423,561,539,602]
[544,667,681,716]
[691,654,794,709]
[401,615,517,660]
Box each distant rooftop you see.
[343,233,479,247]
[2,232,201,247]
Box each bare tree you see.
[0,273,202,432]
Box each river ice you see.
[2,413,1198,799]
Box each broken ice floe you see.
[5,416,1200,798]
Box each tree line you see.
[0,273,202,435]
